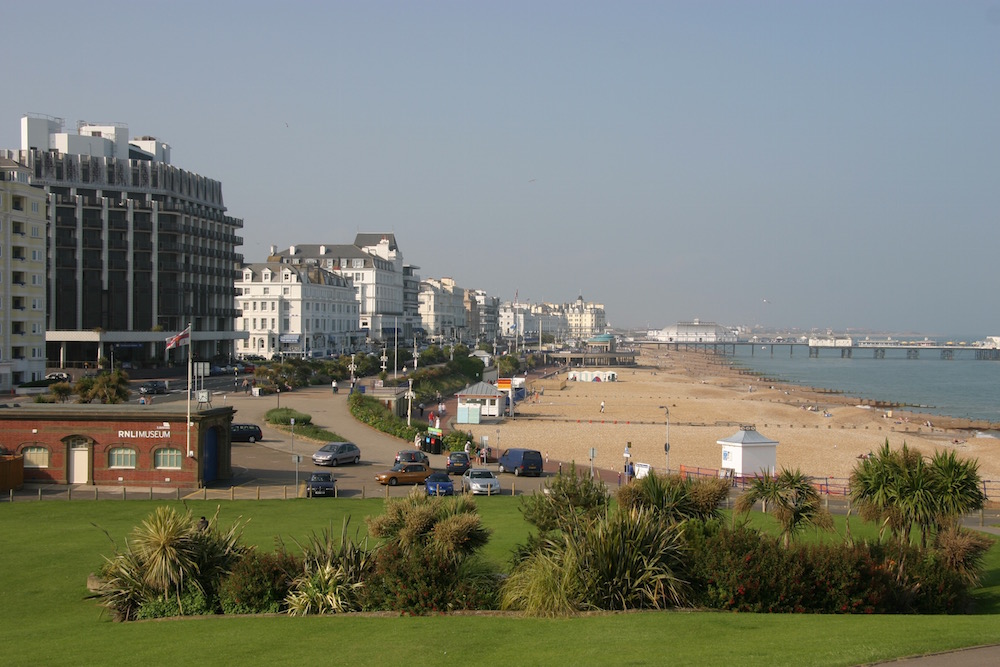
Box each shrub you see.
[360,541,491,614]
[265,408,312,426]
[519,462,609,533]
[348,392,421,442]
[219,550,300,615]
[502,507,690,615]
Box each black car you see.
[140,381,167,395]
[305,472,337,497]
[446,451,471,475]
[395,449,430,465]
[231,423,263,443]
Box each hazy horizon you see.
[5,2,999,335]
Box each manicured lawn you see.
[3,498,1000,666]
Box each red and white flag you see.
[165,326,190,350]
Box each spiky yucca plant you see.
[502,507,690,615]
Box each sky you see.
[4,1,1000,337]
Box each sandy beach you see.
[458,348,1000,482]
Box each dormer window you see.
[244,271,252,281]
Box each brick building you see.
[0,403,234,487]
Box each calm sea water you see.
[726,345,1000,424]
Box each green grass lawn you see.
[3,498,1000,666]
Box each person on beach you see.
[600,401,605,413]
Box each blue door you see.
[202,428,218,483]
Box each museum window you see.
[22,446,49,468]
[109,447,137,469]
[154,448,182,469]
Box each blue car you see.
[425,471,455,496]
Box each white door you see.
[69,443,89,484]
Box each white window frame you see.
[108,447,137,469]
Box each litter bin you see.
[431,436,442,455]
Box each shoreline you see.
[459,348,1000,482]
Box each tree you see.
[74,370,131,404]
[497,354,520,377]
[852,442,985,548]
[735,468,833,548]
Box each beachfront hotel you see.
[0,158,48,390]
[235,262,360,359]
[0,114,245,368]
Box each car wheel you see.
[353,456,360,464]
[330,458,338,467]
[248,436,256,443]
[514,467,521,477]
[388,477,398,486]
[498,464,505,473]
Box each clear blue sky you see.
[5,1,999,336]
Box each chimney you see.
[320,245,327,255]
[289,245,296,255]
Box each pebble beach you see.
[459,348,1000,482]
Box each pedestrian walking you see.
[331,379,338,394]
[464,440,471,457]
[600,401,605,414]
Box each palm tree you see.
[850,441,914,543]
[928,450,985,530]
[735,468,833,548]
[850,442,985,548]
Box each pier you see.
[640,340,1000,360]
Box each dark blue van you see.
[497,448,543,477]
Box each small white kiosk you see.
[718,425,778,479]
[456,381,504,424]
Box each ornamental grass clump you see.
[94,506,247,621]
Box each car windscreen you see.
[470,471,493,479]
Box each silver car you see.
[461,468,501,495]
[312,441,361,467]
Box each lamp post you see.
[405,378,415,427]
[380,347,388,374]
[349,354,357,385]
[659,405,670,474]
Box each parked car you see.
[395,449,430,465]
[230,423,263,443]
[45,372,71,382]
[376,462,433,486]
[139,380,167,395]
[312,441,361,466]
[446,451,471,475]
[497,448,544,477]
[425,472,455,496]
[461,468,501,495]
[305,472,337,497]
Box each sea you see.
[724,342,1000,425]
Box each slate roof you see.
[457,381,503,397]
[716,429,779,446]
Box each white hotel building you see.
[1,158,48,389]
[235,263,359,359]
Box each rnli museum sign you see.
[119,422,172,439]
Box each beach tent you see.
[456,381,504,423]
[717,427,778,478]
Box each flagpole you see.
[186,321,193,458]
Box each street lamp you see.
[405,378,415,426]
[659,405,670,474]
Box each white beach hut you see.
[456,381,504,424]
[718,426,778,478]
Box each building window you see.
[22,446,49,468]
[154,448,182,469]
[109,447,137,469]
